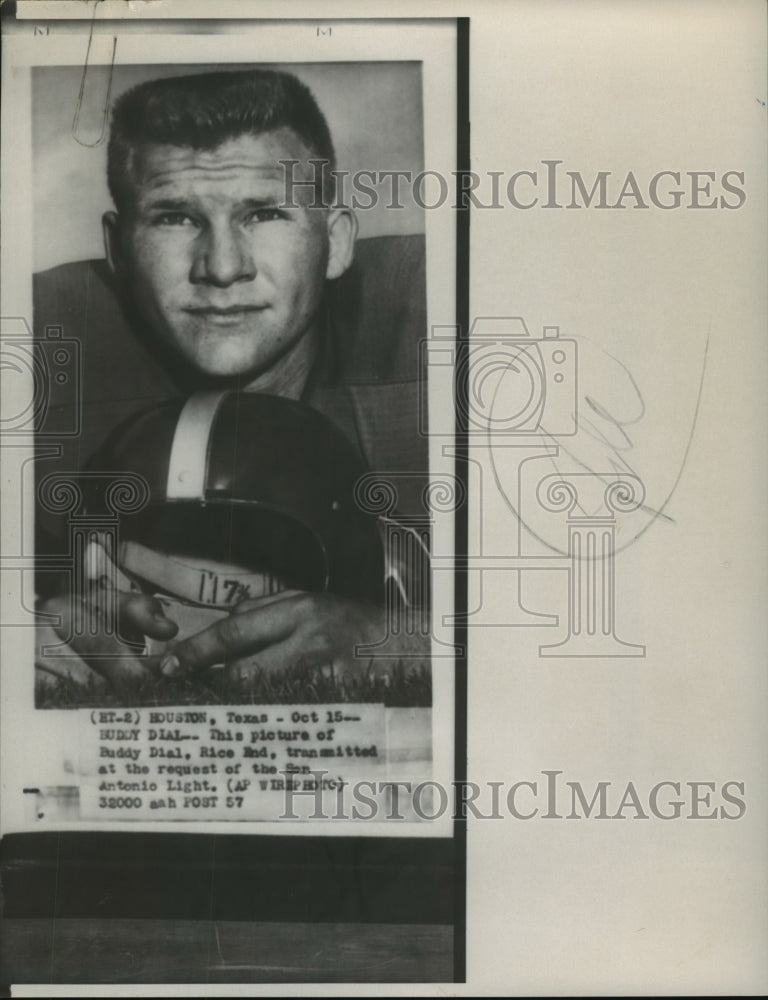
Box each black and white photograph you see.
[1,10,462,989]
[2,0,766,996]
[31,60,436,714]
[10,31,459,799]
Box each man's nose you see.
[191,223,256,286]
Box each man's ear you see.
[325,207,358,281]
[102,211,125,277]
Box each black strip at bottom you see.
[1,832,455,924]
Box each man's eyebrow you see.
[143,198,194,211]
[142,195,292,213]
[239,196,290,209]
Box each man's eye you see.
[154,213,197,227]
[245,207,287,224]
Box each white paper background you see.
[466,3,767,994]
[2,0,767,995]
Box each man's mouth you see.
[183,305,268,327]
[185,305,267,316]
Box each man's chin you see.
[188,355,265,382]
[177,339,268,381]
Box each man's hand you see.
[160,591,429,684]
[35,588,178,696]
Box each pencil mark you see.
[630,325,710,543]
[543,344,672,526]
[488,328,710,556]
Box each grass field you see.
[35,659,432,709]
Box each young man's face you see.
[104,128,355,391]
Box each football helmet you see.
[83,391,386,606]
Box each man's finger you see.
[39,592,152,685]
[229,589,304,615]
[117,590,179,641]
[167,596,302,674]
[41,589,177,644]
[223,633,336,687]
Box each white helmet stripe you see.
[165,390,229,500]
